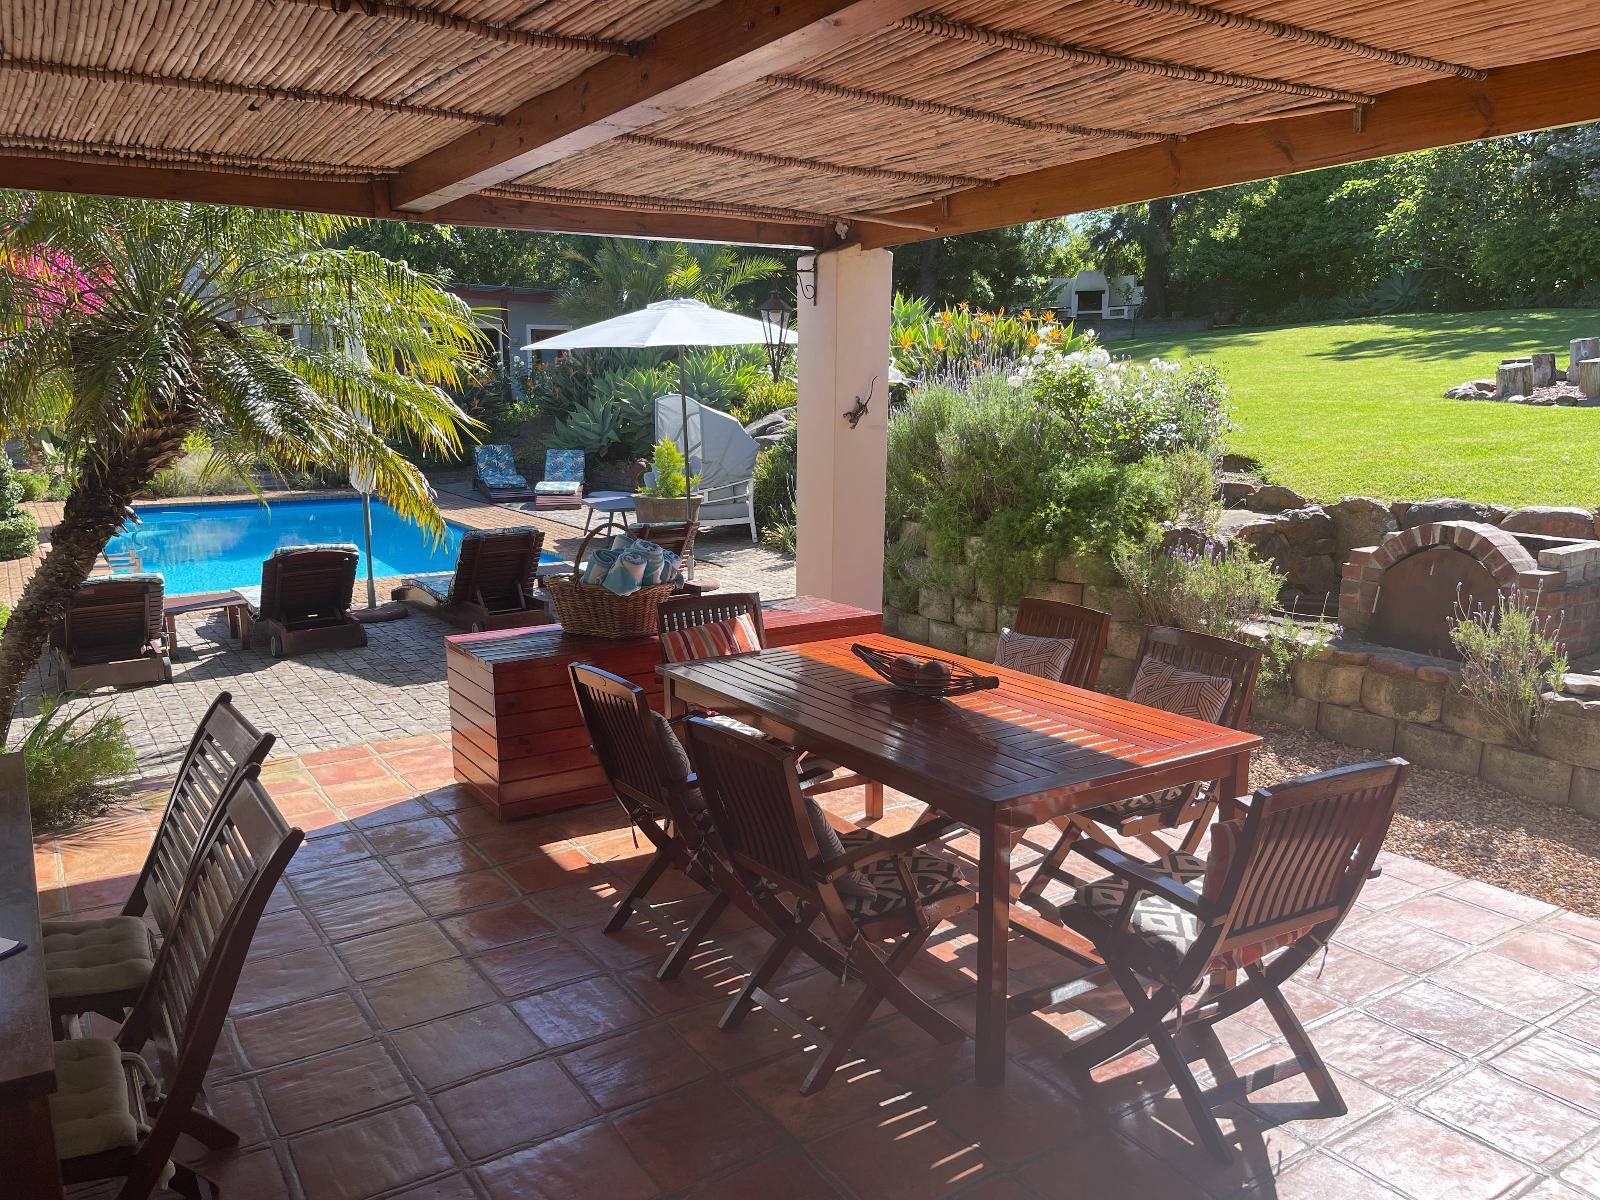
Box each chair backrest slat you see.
[657,591,767,648]
[453,527,544,608]
[54,576,165,659]
[570,663,697,830]
[133,692,275,932]
[684,716,817,899]
[260,547,358,623]
[1012,597,1110,687]
[1210,760,1406,955]
[1134,626,1263,729]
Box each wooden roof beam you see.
[387,0,929,213]
[853,46,1600,248]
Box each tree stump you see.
[1496,361,1533,399]
[1532,352,1557,388]
[1572,338,1600,375]
[1577,358,1600,401]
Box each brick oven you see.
[1340,520,1600,660]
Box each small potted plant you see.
[631,437,702,523]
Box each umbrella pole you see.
[361,492,377,609]
[677,344,690,503]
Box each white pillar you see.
[795,245,893,612]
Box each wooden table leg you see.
[975,815,1010,1086]
[1221,748,1254,819]
[864,779,884,821]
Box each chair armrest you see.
[1074,843,1217,920]
[823,816,960,875]
[700,479,753,501]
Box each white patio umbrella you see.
[525,298,796,500]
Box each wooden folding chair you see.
[51,764,303,1198]
[570,662,763,981]
[658,591,885,818]
[685,716,975,1094]
[44,692,274,1026]
[1019,626,1262,913]
[1035,759,1406,1161]
[1007,596,1110,688]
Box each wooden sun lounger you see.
[391,526,549,632]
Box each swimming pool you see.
[106,497,556,595]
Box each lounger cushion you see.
[482,472,529,489]
[267,542,360,561]
[402,573,454,604]
[833,829,966,921]
[49,1039,142,1161]
[42,915,156,999]
[543,448,585,483]
[660,614,761,663]
[994,629,1076,681]
[533,480,583,496]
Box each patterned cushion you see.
[544,448,585,483]
[42,915,156,999]
[806,801,875,900]
[1129,657,1231,724]
[402,572,454,603]
[474,444,518,475]
[1095,785,1191,821]
[1070,850,1208,969]
[833,829,967,921]
[533,480,583,496]
[660,614,761,663]
[994,628,1076,681]
[49,1039,142,1161]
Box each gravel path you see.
[1252,719,1600,916]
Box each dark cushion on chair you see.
[650,710,693,787]
[1070,850,1207,969]
[833,829,966,921]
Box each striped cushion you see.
[994,628,1075,681]
[1129,657,1231,724]
[660,614,761,663]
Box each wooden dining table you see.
[659,632,1263,1086]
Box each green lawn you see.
[1119,310,1600,508]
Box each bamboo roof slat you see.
[272,0,641,56]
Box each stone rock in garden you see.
[1400,498,1491,528]
[1287,556,1338,594]
[1246,484,1307,512]
[1274,505,1333,543]
[745,407,795,446]
[1500,505,1597,540]
[1327,496,1397,559]
[1444,381,1496,399]
[1219,478,1258,506]
[1159,524,1228,559]
[1563,673,1600,698]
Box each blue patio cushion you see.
[401,573,454,603]
[268,542,360,561]
[474,444,528,487]
[81,572,164,588]
[533,480,582,496]
[543,448,585,483]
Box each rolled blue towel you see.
[603,549,649,594]
[638,542,667,585]
[582,547,620,585]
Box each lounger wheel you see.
[468,622,484,633]
[269,634,285,658]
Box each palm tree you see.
[0,193,486,740]
[560,239,783,323]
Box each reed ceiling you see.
[3,0,1600,246]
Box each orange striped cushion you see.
[660,614,761,663]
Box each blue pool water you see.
[105,497,557,595]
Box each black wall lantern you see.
[758,284,795,383]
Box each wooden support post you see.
[1531,352,1557,388]
[1496,361,1533,399]
[1577,358,1600,402]
[1572,338,1600,377]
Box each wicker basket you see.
[546,528,678,638]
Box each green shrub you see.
[15,697,138,831]
[145,433,255,498]
[1114,542,1282,637]
[640,437,698,498]
[0,455,39,559]
[753,426,797,539]
[1450,589,1568,747]
[547,394,625,460]
[1257,617,1335,702]
[732,378,797,426]
[14,470,51,501]
[455,357,535,445]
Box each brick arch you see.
[1369,520,1536,581]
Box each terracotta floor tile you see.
[1492,929,1600,987]
[1549,912,1600,947]
[298,745,377,767]
[1335,913,1470,974]
[1366,980,1529,1056]
[475,934,602,997]
[1393,895,1524,946]
[684,1148,848,1200]
[308,756,394,787]
[258,1039,413,1135]
[735,1052,921,1141]
[1419,1065,1593,1164]
[410,868,520,917]
[1444,879,1558,923]
[669,999,806,1074]
[1559,1141,1600,1195]
[1115,1090,1309,1194]
[364,817,461,858]
[391,1003,545,1090]
[1554,998,1600,1050]
[289,857,398,905]
[286,829,370,875]
[387,841,490,884]
[477,1124,659,1200]
[1014,1132,1197,1200]
[1430,953,1585,1019]
[273,789,335,819]
[345,798,437,828]
[1377,854,1462,889]
[231,945,348,1016]
[1225,1055,1390,1146]
[311,888,430,942]
[362,957,499,1029]
[511,976,650,1048]
[1353,871,1426,910]
[808,1100,993,1200]
[1313,1012,1462,1097]
[205,1078,271,1148]
[1260,1152,1405,1200]
[619,955,746,1016]
[931,1066,1094,1165]
[467,824,576,864]
[233,992,374,1069]
[435,1058,597,1160]
[385,1174,478,1200]
[614,1078,785,1193]
[442,899,554,952]
[1492,1030,1600,1116]
[1334,1109,1528,1200]
[562,1025,713,1111]
[324,776,417,810]
[420,783,480,815]
[289,1104,455,1200]
[383,749,453,776]
[396,762,459,790]
[372,734,447,757]
[246,907,322,961]
[1300,946,1412,1005]
[187,1145,295,1200]
[530,875,628,929]
[334,919,459,982]
[501,847,599,892]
